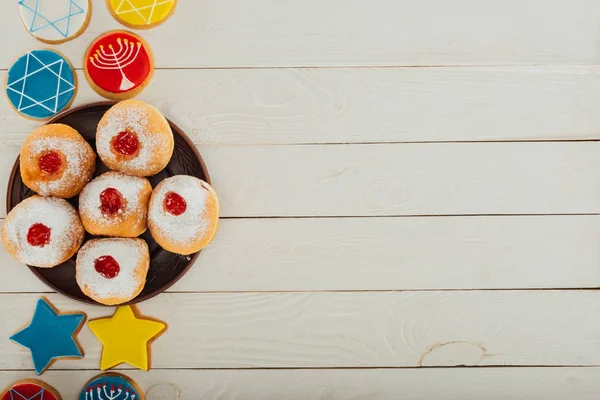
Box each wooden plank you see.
[2,0,600,68]
[1,368,599,400]
[1,142,598,217]
[2,215,600,292]
[4,67,600,145]
[1,292,600,369]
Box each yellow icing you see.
[109,0,175,26]
[88,305,166,371]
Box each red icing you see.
[94,255,120,279]
[85,32,152,94]
[38,151,62,174]
[164,192,187,216]
[99,188,124,216]
[27,223,51,247]
[1,382,58,400]
[111,131,139,156]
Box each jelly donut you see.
[2,196,85,268]
[79,171,152,237]
[148,175,219,255]
[76,238,150,305]
[96,100,174,176]
[20,124,96,198]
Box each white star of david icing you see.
[9,387,47,400]
[115,0,173,24]
[6,51,75,114]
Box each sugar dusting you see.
[3,196,82,267]
[149,176,209,244]
[76,238,149,300]
[97,102,171,174]
[79,171,149,226]
[28,137,89,196]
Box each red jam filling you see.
[99,188,123,216]
[164,191,187,216]
[111,131,139,156]
[94,255,120,279]
[38,151,62,174]
[27,223,51,247]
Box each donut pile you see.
[2,100,219,305]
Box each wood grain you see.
[2,0,600,68]
[4,67,600,145]
[1,215,599,292]
[1,368,599,400]
[2,292,600,370]
[1,142,598,218]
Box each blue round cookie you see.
[6,49,76,120]
[79,373,144,400]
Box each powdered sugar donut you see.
[79,172,152,237]
[148,175,219,255]
[96,100,174,176]
[2,196,85,268]
[20,124,96,198]
[76,238,150,305]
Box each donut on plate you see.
[76,238,150,305]
[2,196,85,268]
[20,124,96,198]
[96,100,173,177]
[148,175,219,255]
[79,171,152,237]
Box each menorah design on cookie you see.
[85,383,138,400]
[90,38,142,91]
[84,31,153,99]
[78,373,144,400]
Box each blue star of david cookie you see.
[5,49,77,120]
[10,297,85,375]
[79,373,144,400]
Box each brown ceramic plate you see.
[6,101,210,306]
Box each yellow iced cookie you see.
[88,305,167,371]
[106,0,177,29]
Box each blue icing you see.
[19,0,86,38]
[5,49,76,119]
[79,374,142,400]
[10,297,85,375]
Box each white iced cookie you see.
[18,0,91,44]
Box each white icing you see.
[19,0,89,42]
[3,197,82,267]
[76,238,149,301]
[79,171,149,227]
[26,136,91,196]
[96,102,172,175]
[149,175,209,244]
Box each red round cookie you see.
[84,30,154,100]
[1,380,60,400]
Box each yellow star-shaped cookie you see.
[88,305,167,371]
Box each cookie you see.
[84,31,154,100]
[88,305,167,371]
[18,0,91,44]
[10,297,86,375]
[6,49,77,120]
[79,373,144,400]
[106,0,177,29]
[1,379,61,400]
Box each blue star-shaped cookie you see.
[10,297,86,375]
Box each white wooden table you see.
[2,0,600,398]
